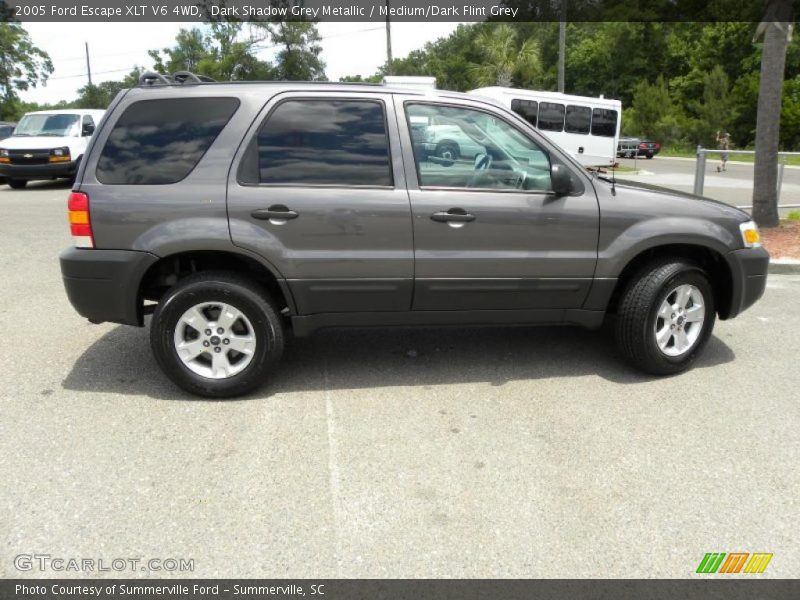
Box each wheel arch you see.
[138,249,296,321]
[605,243,734,319]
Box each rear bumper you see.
[60,247,159,326]
[723,246,769,319]
[0,160,78,180]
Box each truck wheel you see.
[7,179,27,189]
[436,141,460,161]
[646,152,654,159]
[150,272,285,398]
[615,260,715,375]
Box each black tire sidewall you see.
[151,277,282,398]
[8,179,27,189]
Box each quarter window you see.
[241,99,392,187]
[406,103,552,193]
[565,105,591,134]
[591,108,618,137]
[510,99,538,128]
[537,102,565,132]
[97,97,239,185]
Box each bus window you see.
[591,108,618,137]
[511,99,538,128]
[565,105,591,134]
[538,102,565,132]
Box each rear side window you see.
[537,102,565,132]
[96,97,239,185]
[510,99,538,128]
[591,108,618,137]
[240,99,392,187]
[565,105,591,134]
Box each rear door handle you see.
[431,210,476,223]
[251,206,299,221]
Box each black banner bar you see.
[3,579,800,600]
[1,0,797,23]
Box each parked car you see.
[0,121,16,185]
[59,72,768,398]
[617,137,661,159]
[0,109,104,188]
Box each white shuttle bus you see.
[468,87,622,167]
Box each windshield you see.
[14,114,80,137]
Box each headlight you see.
[0,148,8,163]
[739,220,761,248]
[49,147,71,163]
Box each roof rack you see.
[138,71,217,87]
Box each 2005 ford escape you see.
[59,72,769,397]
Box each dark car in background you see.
[617,137,661,159]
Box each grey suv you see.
[59,72,769,397]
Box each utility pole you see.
[85,42,92,87]
[557,1,566,93]
[385,0,393,75]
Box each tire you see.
[150,272,285,398]
[7,179,27,189]
[435,141,460,161]
[646,153,654,159]
[615,259,715,375]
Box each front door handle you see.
[431,209,476,223]
[251,205,299,221]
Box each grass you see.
[787,210,800,221]
[659,145,800,166]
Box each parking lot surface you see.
[1,181,798,578]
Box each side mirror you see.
[82,123,95,137]
[550,163,573,196]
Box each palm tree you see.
[470,24,541,88]
[752,0,793,227]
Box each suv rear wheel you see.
[615,259,715,375]
[150,272,284,398]
[7,179,27,189]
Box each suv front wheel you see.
[150,272,284,398]
[615,259,715,375]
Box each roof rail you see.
[138,71,217,87]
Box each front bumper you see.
[723,246,769,319]
[0,160,79,180]
[60,247,159,326]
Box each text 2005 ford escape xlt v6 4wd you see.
[59,73,769,398]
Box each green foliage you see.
[263,22,326,81]
[0,23,53,120]
[786,210,800,221]
[469,24,542,88]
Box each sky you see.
[19,22,464,105]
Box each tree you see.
[76,68,145,109]
[263,22,325,81]
[691,65,734,146]
[148,23,273,81]
[0,23,53,119]
[752,0,793,227]
[469,24,541,87]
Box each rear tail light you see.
[67,191,94,248]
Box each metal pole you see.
[385,0,393,75]
[693,146,706,196]
[777,155,785,202]
[85,42,92,87]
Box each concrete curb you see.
[769,259,800,274]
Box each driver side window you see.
[406,103,551,192]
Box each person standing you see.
[716,131,731,172]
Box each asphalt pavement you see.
[1,180,798,578]
[617,155,800,215]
